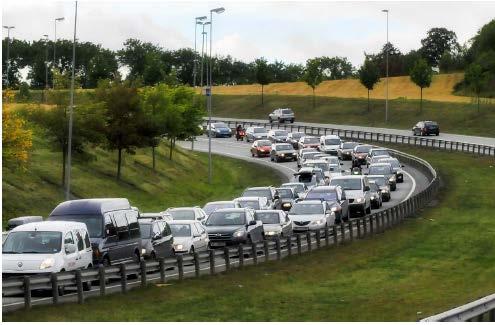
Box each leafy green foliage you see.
[255,58,271,105]
[358,59,380,112]
[410,59,432,112]
[304,58,324,108]
[420,27,459,66]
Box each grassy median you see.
[5,146,495,321]
[2,129,283,225]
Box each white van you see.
[2,221,93,277]
[319,135,342,155]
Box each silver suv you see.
[329,175,371,217]
[269,108,295,123]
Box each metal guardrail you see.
[421,293,495,322]
[206,119,495,157]
[2,140,440,311]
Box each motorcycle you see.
[236,129,246,141]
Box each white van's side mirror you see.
[65,243,77,255]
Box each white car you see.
[234,196,270,210]
[319,135,342,155]
[165,207,208,222]
[254,210,293,238]
[2,221,93,282]
[288,200,336,232]
[168,220,209,254]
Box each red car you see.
[250,140,272,157]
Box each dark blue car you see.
[208,122,232,138]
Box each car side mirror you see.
[65,243,77,255]
[340,163,344,165]
[364,186,370,191]
[364,172,369,175]
[402,165,405,168]
[152,232,162,240]
[274,195,280,200]
[249,220,257,226]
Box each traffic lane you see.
[211,117,495,147]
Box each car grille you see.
[208,233,232,241]
[294,221,310,226]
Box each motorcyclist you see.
[236,124,243,140]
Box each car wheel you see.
[150,252,157,260]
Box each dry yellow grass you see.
[212,73,473,103]
[2,103,55,112]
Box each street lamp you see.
[382,9,389,122]
[43,34,49,90]
[3,25,15,88]
[65,2,77,200]
[193,16,207,88]
[199,22,210,87]
[53,17,65,78]
[207,7,225,184]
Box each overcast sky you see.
[2,0,494,67]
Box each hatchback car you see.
[366,148,391,167]
[288,132,306,149]
[303,186,350,222]
[366,175,391,202]
[281,182,307,199]
[270,143,297,162]
[329,175,372,217]
[250,140,272,157]
[412,121,439,136]
[275,187,297,211]
[378,157,405,183]
[297,150,321,168]
[369,182,383,209]
[367,163,397,191]
[207,122,232,138]
[138,219,174,259]
[234,196,270,210]
[352,144,373,167]
[165,207,208,222]
[245,127,268,142]
[288,200,336,232]
[298,136,320,150]
[254,210,293,238]
[269,108,295,123]
[338,142,359,160]
[168,220,209,254]
[268,129,290,143]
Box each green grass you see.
[211,94,495,138]
[2,128,283,225]
[5,146,495,321]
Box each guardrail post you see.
[324,226,329,245]
[140,260,147,286]
[238,245,244,267]
[51,273,59,304]
[287,236,293,256]
[386,210,391,229]
[120,264,127,293]
[177,255,184,280]
[356,218,362,238]
[251,242,258,264]
[316,230,321,248]
[264,240,270,261]
[349,220,354,241]
[370,215,374,235]
[332,225,338,244]
[306,232,312,251]
[23,276,31,309]
[363,216,368,236]
[276,238,282,260]
[159,258,166,283]
[194,253,200,277]
[340,221,346,243]
[76,269,84,304]
[296,234,302,254]
[489,309,495,321]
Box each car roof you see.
[254,209,281,214]
[321,135,340,139]
[295,200,323,205]
[303,159,328,164]
[167,207,197,211]
[10,221,87,232]
[235,196,262,201]
[167,220,199,225]
[309,186,339,191]
[212,208,248,213]
[331,175,364,180]
[370,162,392,167]
[371,147,388,151]
[205,200,235,205]
[50,198,131,216]
[244,187,272,190]
[297,167,315,173]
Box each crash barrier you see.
[2,146,439,311]
[421,293,495,322]
[205,119,495,157]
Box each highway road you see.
[211,117,495,147]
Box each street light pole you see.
[65,1,78,200]
[207,7,225,184]
[200,22,210,87]
[382,9,389,122]
[43,34,49,90]
[53,17,65,85]
[193,16,207,88]
[3,26,15,88]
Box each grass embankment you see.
[211,94,495,138]
[6,147,495,321]
[2,126,283,225]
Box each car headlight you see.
[233,230,246,238]
[311,218,326,225]
[381,189,389,193]
[141,248,147,255]
[280,153,285,157]
[266,231,279,236]
[282,202,292,208]
[39,257,55,270]
[371,196,375,200]
[174,244,184,251]
[389,177,395,182]
[356,197,365,203]
[331,206,340,212]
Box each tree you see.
[118,39,162,82]
[358,59,380,112]
[464,63,484,113]
[255,58,271,105]
[409,59,432,113]
[319,56,355,80]
[304,58,324,108]
[97,81,144,179]
[420,27,459,67]
[2,110,32,169]
[86,48,118,88]
[142,51,166,86]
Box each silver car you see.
[288,200,336,232]
[254,210,293,238]
[233,196,270,210]
[203,201,238,216]
[169,220,209,254]
[245,126,268,142]
[165,207,208,222]
[330,175,372,217]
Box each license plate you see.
[210,241,226,247]
[294,226,309,231]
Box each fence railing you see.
[2,143,439,311]
[206,119,495,157]
[421,293,495,322]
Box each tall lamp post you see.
[65,1,78,200]
[207,7,225,184]
[199,22,210,87]
[382,9,389,122]
[193,16,207,88]
[43,34,49,89]
[3,25,15,88]
[53,16,65,85]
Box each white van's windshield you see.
[49,215,102,238]
[3,231,62,254]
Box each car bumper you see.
[340,152,352,159]
[256,151,270,156]
[349,202,366,211]
[293,223,326,232]
[276,154,296,161]
[322,149,338,155]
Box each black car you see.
[367,163,397,191]
[138,219,174,259]
[303,186,350,222]
[412,121,439,136]
[275,187,297,211]
[369,182,383,209]
[205,208,264,248]
[352,144,373,167]
[48,198,141,266]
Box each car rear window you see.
[282,109,293,114]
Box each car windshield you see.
[274,131,288,136]
[282,184,304,193]
[372,150,390,157]
[367,177,387,186]
[282,109,293,114]
[380,159,400,168]
[213,123,228,128]
[355,146,372,153]
[3,231,62,254]
[297,173,315,184]
[277,188,293,198]
[425,121,438,127]
[206,212,246,226]
[290,204,324,215]
[237,200,260,209]
[253,128,266,133]
[330,178,362,190]
[138,224,152,238]
[303,153,319,159]
[243,189,271,199]
[324,139,340,145]
[276,144,293,151]
[48,215,102,238]
[304,137,319,144]
[369,166,392,175]
[369,183,380,192]
[203,203,234,215]
[255,212,280,224]
[257,140,272,147]
[170,224,192,237]
[342,142,358,149]
[305,190,337,202]
[291,133,304,140]
[168,210,196,220]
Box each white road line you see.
[401,170,417,202]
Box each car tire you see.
[291,119,295,123]
[251,152,255,157]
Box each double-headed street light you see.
[53,17,65,79]
[199,21,210,87]
[207,7,225,184]
[382,9,389,122]
[193,16,207,88]
[3,25,15,88]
